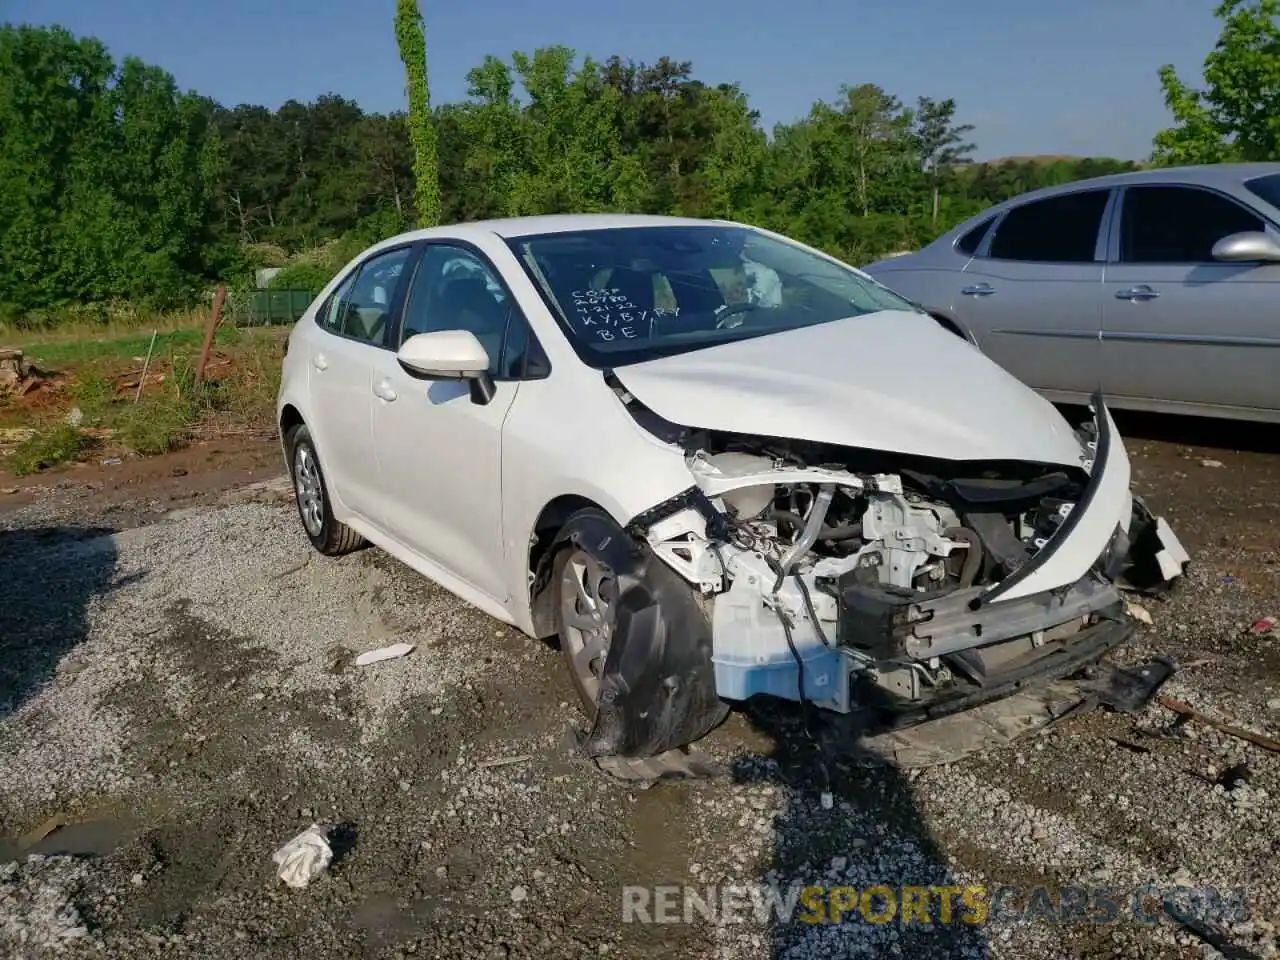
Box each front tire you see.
[550,507,729,757]
[286,423,365,556]
[553,532,617,717]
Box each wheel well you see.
[280,404,304,439]
[527,494,605,637]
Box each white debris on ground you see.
[354,642,415,666]
[0,856,92,957]
[272,825,333,889]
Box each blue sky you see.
[9,0,1222,160]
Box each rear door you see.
[954,188,1113,398]
[1100,183,1280,413]
[307,244,415,521]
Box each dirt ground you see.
[2,411,1279,959]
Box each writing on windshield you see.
[509,225,918,366]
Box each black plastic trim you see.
[971,390,1110,610]
[873,616,1132,729]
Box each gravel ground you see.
[1,417,1279,959]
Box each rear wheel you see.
[286,423,365,556]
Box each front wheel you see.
[549,507,729,758]
[286,423,365,556]
[554,542,617,716]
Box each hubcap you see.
[560,550,615,701]
[293,444,324,537]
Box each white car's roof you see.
[377,213,732,248]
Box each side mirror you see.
[1210,230,1280,263]
[396,330,496,404]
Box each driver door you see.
[367,243,547,603]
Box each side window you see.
[1119,185,1265,264]
[317,247,412,344]
[339,246,412,345]
[400,245,520,377]
[987,190,1110,263]
[956,216,995,255]
[317,269,357,333]
[499,312,551,380]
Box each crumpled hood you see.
[612,310,1086,466]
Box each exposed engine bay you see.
[630,412,1190,724]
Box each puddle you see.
[1,814,136,862]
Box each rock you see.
[510,885,528,903]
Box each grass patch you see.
[113,397,194,456]
[66,368,116,416]
[19,327,214,367]
[0,323,287,476]
[9,423,85,476]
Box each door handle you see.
[373,379,398,402]
[1115,285,1160,302]
[960,283,996,297]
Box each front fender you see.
[551,510,729,759]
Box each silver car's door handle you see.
[372,379,398,402]
[1115,285,1160,302]
[960,283,996,296]
[312,353,328,371]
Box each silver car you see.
[863,163,1280,424]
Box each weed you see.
[9,423,85,475]
[114,397,193,456]
[66,369,115,417]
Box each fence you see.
[236,288,320,326]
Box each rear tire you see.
[285,423,365,556]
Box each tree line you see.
[2,1,1276,323]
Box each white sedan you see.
[276,214,1190,760]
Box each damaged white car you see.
[276,214,1190,760]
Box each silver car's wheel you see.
[557,547,615,709]
[293,444,324,537]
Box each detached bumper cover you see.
[975,393,1188,606]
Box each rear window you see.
[987,190,1110,263]
[955,216,995,255]
[1244,173,1280,212]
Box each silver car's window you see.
[1244,173,1280,212]
[508,225,921,367]
[956,216,995,255]
[1119,185,1265,264]
[987,190,1109,263]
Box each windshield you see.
[506,225,921,366]
[1244,172,1280,213]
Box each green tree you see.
[1152,0,1280,164]
[3,23,1163,322]
[394,0,440,226]
[0,24,225,312]
[837,84,913,217]
[913,96,977,224]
